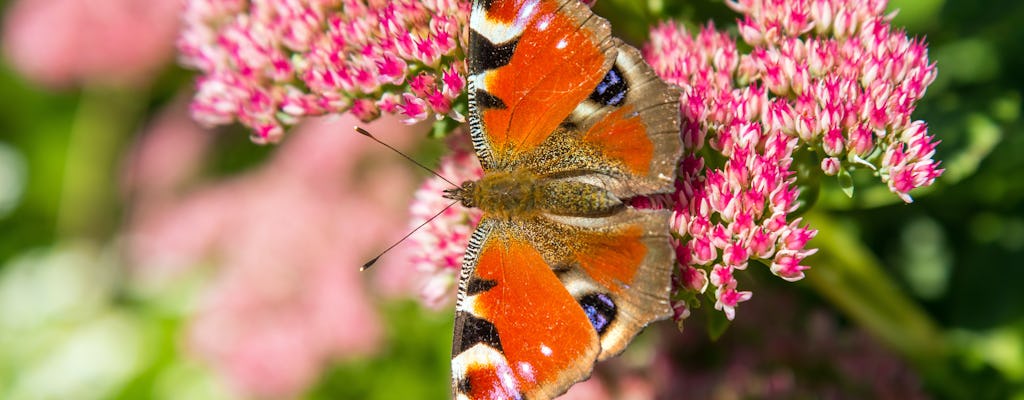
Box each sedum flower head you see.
[726,0,942,202]
[179,0,470,143]
[645,0,940,320]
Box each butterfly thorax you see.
[443,168,624,219]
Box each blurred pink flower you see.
[558,357,656,400]
[406,132,482,307]
[643,0,940,320]
[126,106,420,398]
[179,0,471,143]
[122,98,212,203]
[559,378,611,400]
[2,0,180,88]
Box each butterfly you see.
[443,0,682,398]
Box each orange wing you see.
[531,209,674,359]
[451,209,673,399]
[467,0,614,169]
[452,219,601,400]
[469,0,682,197]
[510,39,682,198]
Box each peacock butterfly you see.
[444,0,682,398]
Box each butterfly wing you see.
[468,0,681,197]
[452,218,601,400]
[451,210,673,399]
[467,0,614,170]
[530,209,674,360]
[537,38,682,198]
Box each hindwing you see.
[451,209,672,399]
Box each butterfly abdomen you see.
[458,169,624,219]
[537,180,623,217]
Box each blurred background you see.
[0,0,1022,399]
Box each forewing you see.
[452,218,602,400]
[516,39,683,198]
[467,0,615,170]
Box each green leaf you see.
[429,117,461,139]
[837,167,855,198]
[705,308,731,340]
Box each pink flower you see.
[406,132,483,307]
[179,0,471,143]
[559,378,611,400]
[724,0,942,200]
[126,107,421,397]
[399,93,430,124]
[121,98,212,201]
[559,360,655,400]
[2,0,180,88]
[643,0,939,321]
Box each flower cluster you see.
[407,133,482,307]
[646,24,814,320]
[727,0,942,201]
[645,0,940,320]
[179,0,470,143]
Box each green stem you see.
[56,86,144,240]
[804,211,967,395]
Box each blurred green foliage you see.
[308,302,455,400]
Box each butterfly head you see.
[443,180,478,209]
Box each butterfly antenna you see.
[361,200,459,271]
[354,126,459,187]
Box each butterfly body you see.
[450,0,683,398]
[444,172,623,219]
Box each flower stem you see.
[804,211,967,395]
[56,86,144,240]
